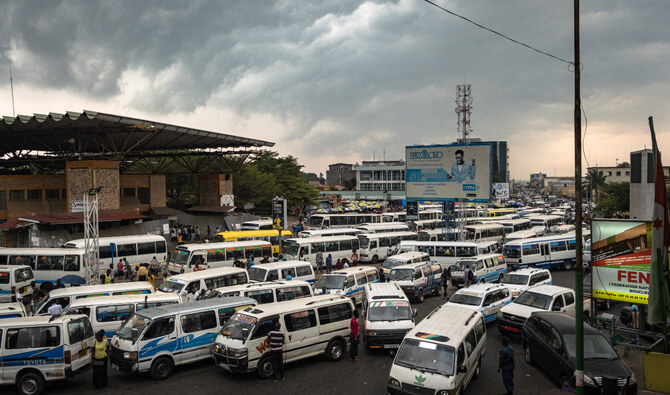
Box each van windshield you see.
[388,269,413,282]
[220,312,256,342]
[284,241,301,257]
[170,250,189,265]
[117,314,151,340]
[449,293,482,306]
[501,273,528,286]
[315,275,345,290]
[395,338,454,376]
[158,279,185,293]
[382,258,405,270]
[514,291,551,310]
[247,267,267,282]
[452,260,475,272]
[504,245,521,259]
[358,236,371,249]
[368,301,412,322]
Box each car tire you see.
[17,371,45,395]
[524,344,535,365]
[371,255,378,264]
[150,356,174,380]
[40,282,54,294]
[325,339,345,361]
[257,355,274,379]
[416,290,424,303]
[563,260,573,270]
[560,375,574,391]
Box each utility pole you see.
[84,187,101,285]
[573,1,585,394]
[455,85,473,143]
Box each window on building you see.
[625,171,630,176]
[0,190,5,210]
[27,189,42,200]
[123,188,136,197]
[137,188,150,204]
[9,190,24,201]
[616,171,621,176]
[607,171,612,176]
[45,189,61,200]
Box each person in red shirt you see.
[349,309,360,361]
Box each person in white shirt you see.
[185,288,196,303]
[48,302,63,315]
[194,288,205,301]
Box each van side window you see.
[436,246,453,257]
[356,273,367,285]
[246,290,275,304]
[529,275,539,285]
[485,259,494,269]
[251,318,278,340]
[97,304,134,323]
[64,255,81,272]
[367,271,379,283]
[457,343,465,367]
[552,295,564,310]
[296,265,312,277]
[6,326,60,349]
[345,276,355,288]
[267,270,279,281]
[276,286,310,302]
[414,269,422,280]
[68,307,91,317]
[281,268,296,279]
[284,309,317,332]
[563,292,575,306]
[465,329,477,355]
[473,318,486,343]
[218,307,241,325]
[181,310,218,333]
[67,317,93,344]
[318,303,353,325]
[143,317,175,340]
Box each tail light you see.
[64,350,72,364]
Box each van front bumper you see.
[400,286,415,298]
[364,329,409,349]
[110,346,139,373]
[212,348,248,373]
[388,383,443,395]
[496,313,525,333]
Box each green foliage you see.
[616,162,630,168]
[342,177,357,191]
[596,182,629,217]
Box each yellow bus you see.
[487,208,518,217]
[212,229,293,255]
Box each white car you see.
[446,283,512,323]
[499,268,552,299]
[496,284,591,335]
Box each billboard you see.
[405,143,492,202]
[272,197,287,230]
[591,219,651,304]
[492,183,510,199]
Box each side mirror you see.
[412,308,418,318]
[552,305,561,312]
[131,328,138,342]
[458,365,467,374]
[241,327,249,340]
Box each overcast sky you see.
[1,0,668,180]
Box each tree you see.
[585,169,607,210]
[342,177,357,191]
[617,161,630,168]
[319,172,325,185]
[597,182,629,217]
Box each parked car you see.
[499,268,552,299]
[522,311,637,394]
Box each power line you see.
[424,0,574,65]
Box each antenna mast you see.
[9,67,15,117]
[455,84,473,143]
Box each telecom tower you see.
[453,84,474,240]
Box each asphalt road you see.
[6,269,580,395]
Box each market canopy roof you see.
[0,110,274,167]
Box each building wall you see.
[630,149,654,220]
[66,160,120,211]
[0,174,67,220]
[150,175,166,208]
[326,163,356,186]
[198,174,233,206]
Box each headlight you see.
[512,291,519,298]
[388,377,400,387]
[123,351,138,361]
[438,391,455,395]
[629,371,636,384]
[365,330,376,337]
[232,347,248,358]
[214,343,223,353]
[583,375,595,386]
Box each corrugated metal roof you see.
[0,110,274,158]
[0,210,147,230]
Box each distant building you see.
[325,163,356,186]
[356,160,405,192]
[586,166,631,183]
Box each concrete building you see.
[325,163,356,186]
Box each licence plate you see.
[112,363,119,371]
[383,344,400,349]
[504,326,519,333]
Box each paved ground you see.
[3,267,658,395]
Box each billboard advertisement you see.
[405,143,492,202]
[591,219,651,304]
[492,183,510,199]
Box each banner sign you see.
[405,143,492,203]
[592,219,651,304]
[492,183,510,199]
[272,197,287,230]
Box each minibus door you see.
[283,309,319,362]
[66,317,93,373]
[540,244,549,266]
[191,251,208,270]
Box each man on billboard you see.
[447,149,476,183]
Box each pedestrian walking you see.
[186,288,196,303]
[124,258,131,280]
[54,278,65,289]
[104,269,112,284]
[196,226,201,241]
[335,258,343,270]
[91,330,110,389]
[498,336,514,395]
[326,254,333,273]
[150,256,159,276]
[463,264,473,287]
[379,267,385,283]
[137,264,149,281]
[349,309,360,362]
[350,249,359,266]
[441,268,451,299]
[267,322,285,381]
[116,259,124,277]
[315,250,324,273]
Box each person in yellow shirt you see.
[91,330,109,389]
[137,264,149,282]
[148,273,156,290]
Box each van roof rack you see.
[371,295,403,300]
[464,311,477,326]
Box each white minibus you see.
[207,280,313,305]
[451,253,507,286]
[417,228,460,242]
[111,297,257,380]
[387,261,443,303]
[382,212,406,223]
[64,234,168,273]
[158,267,249,300]
[395,241,479,272]
[0,248,88,293]
[464,223,504,245]
[282,236,360,267]
[503,232,580,271]
[446,283,512,323]
[497,218,532,235]
[32,282,155,316]
[0,314,94,395]
[315,266,380,305]
[529,214,563,233]
[297,228,361,238]
[357,231,418,264]
[0,302,27,319]
[388,304,486,395]
[356,223,410,234]
[381,251,431,274]
[213,295,355,378]
[362,282,416,350]
[167,240,272,274]
[0,265,34,302]
[304,213,382,230]
[247,261,315,283]
[64,293,181,337]
[241,219,274,231]
[504,227,545,243]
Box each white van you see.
[157,267,249,301]
[32,282,155,316]
[500,268,552,299]
[213,295,355,378]
[450,253,507,287]
[247,261,315,284]
[357,231,418,263]
[207,280,314,305]
[0,302,27,319]
[387,261,443,303]
[381,251,430,275]
[0,314,94,395]
[110,297,257,380]
[64,293,181,337]
[0,265,34,302]
[388,304,486,395]
[314,266,380,305]
[362,282,416,350]
[447,283,512,323]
